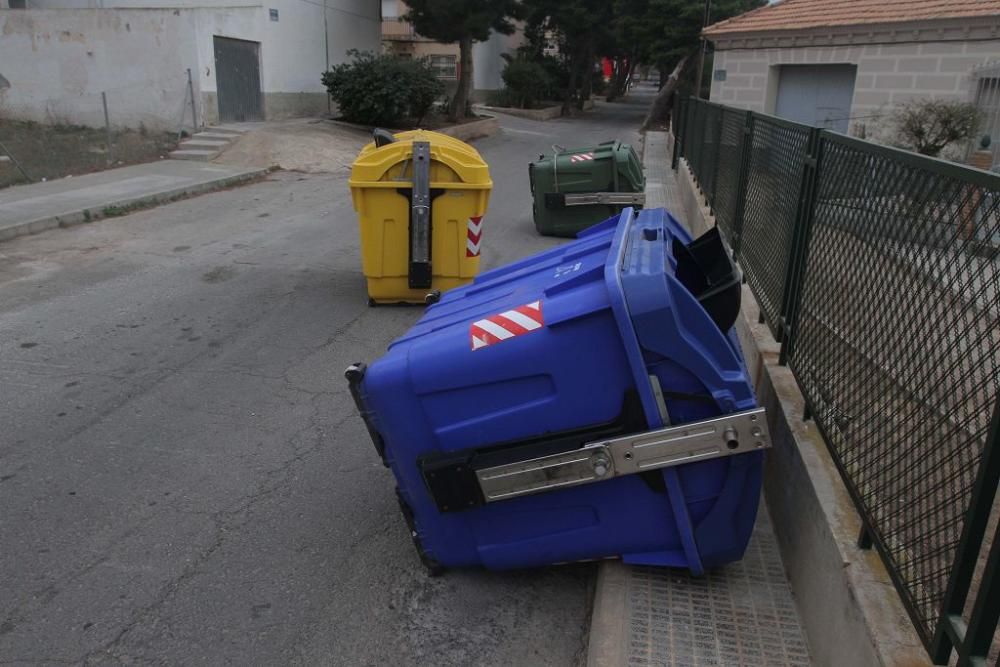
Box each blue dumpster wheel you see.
[394,487,445,576]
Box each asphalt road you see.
[0,91,649,666]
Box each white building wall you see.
[263,0,380,95]
[0,9,205,129]
[709,40,1000,136]
[472,29,523,98]
[6,0,379,123]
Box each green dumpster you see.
[529,140,645,237]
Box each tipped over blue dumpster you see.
[346,207,771,574]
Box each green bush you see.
[487,88,518,108]
[500,58,554,109]
[322,50,444,126]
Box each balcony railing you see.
[381,19,433,42]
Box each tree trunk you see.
[562,53,579,115]
[449,37,473,122]
[578,36,595,108]
[641,55,690,132]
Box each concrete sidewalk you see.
[586,133,813,667]
[0,160,270,242]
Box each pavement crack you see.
[79,399,343,664]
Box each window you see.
[8,0,28,8]
[380,0,397,19]
[429,55,457,79]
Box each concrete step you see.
[181,139,230,150]
[168,149,218,161]
[192,132,237,142]
[208,124,257,135]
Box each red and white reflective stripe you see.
[569,152,595,163]
[470,301,544,350]
[466,215,483,257]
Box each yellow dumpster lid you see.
[349,129,492,187]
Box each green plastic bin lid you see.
[536,140,644,192]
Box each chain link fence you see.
[0,72,196,189]
[674,95,1000,666]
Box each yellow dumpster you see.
[349,129,493,305]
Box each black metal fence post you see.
[671,96,685,170]
[778,127,823,361]
[709,105,724,212]
[729,110,754,258]
[959,519,1000,665]
[930,396,1000,664]
[691,100,706,187]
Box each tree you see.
[322,51,443,126]
[636,0,765,130]
[605,0,648,101]
[521,0,613,113]
[404,0,521,121]
[891,99,981,157]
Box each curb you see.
[584,130,672,667]
[0,167,273,244]
[474,104,564,121]
[434,115,499,142]
[585,561,628,667]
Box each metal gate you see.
[213,36,264,123]
[774,64,857,134]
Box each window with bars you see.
[429,55,457,79]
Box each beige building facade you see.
[381,0,459,82]
[379,0,521,100]
[704,1,1000,138]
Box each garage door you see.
[774,65,857,133]
[213,36,264,123]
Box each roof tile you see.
[703,0,1000,36]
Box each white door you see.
[775,65,857,133]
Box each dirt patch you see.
[213,118,370,173]
[0,119,177,190]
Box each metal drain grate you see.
[626,506,811,667]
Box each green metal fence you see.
[675,96,1000,666]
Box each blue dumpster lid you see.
[391,207,754,431]
[606,208,754,429]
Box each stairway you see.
[169,125,249,161]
